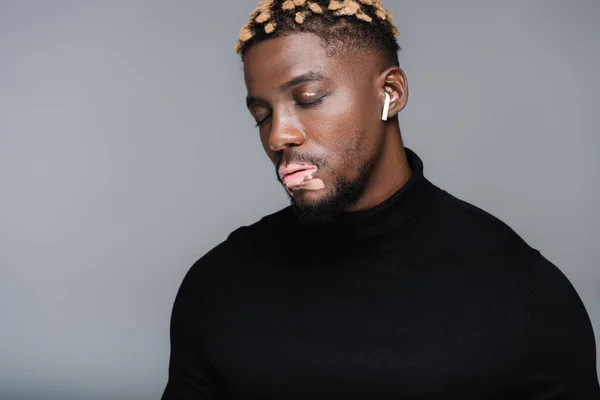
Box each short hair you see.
[235,0,401,66]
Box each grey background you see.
[1,0,598,399]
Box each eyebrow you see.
[246,71,325,109]
[279,71,324,92]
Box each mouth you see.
[279,164,318,188]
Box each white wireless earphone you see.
[382,92,391,121]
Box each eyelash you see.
[255,115,270,127]
[254,97,326,127]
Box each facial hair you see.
[276,154,376,227]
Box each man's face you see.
[244,33,387,225]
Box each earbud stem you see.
[382,92,391,121]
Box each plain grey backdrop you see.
[1,1,599,399]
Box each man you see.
[162,0,599,398]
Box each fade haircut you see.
[235,0,401,66]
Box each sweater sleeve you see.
[161,250,225,400]
[516,255,600,398]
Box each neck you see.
[345,120,412,212]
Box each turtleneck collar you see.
[293,148,440,252]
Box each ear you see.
[378,66,409,120]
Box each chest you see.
[203,258,529,398]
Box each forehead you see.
[243,33,359,91]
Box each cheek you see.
[321,89,377,145]
[331,123,379,180]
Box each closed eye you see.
[255,114,271,127]
[254,95,327,127]
[297,96,326,108]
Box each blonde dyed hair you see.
[235,0,400,63]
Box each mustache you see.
[275,150,327,169]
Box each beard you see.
[284,157,376,228]
[275,131,379,228]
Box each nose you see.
[268,111,305,152]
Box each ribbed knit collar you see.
[293,148,439,253]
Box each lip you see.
[278,163,318,181]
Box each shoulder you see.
[225,206,294,250]
[433,187,526,244]
[517,254,599,391]
[525,255,591,321]
[179,206,293,291]
[422,186,539,263]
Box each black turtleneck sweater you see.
[162,149,599,399]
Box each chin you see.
[290,188,329,203]
[288,188,345,227]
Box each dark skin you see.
[244,32,411,213]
